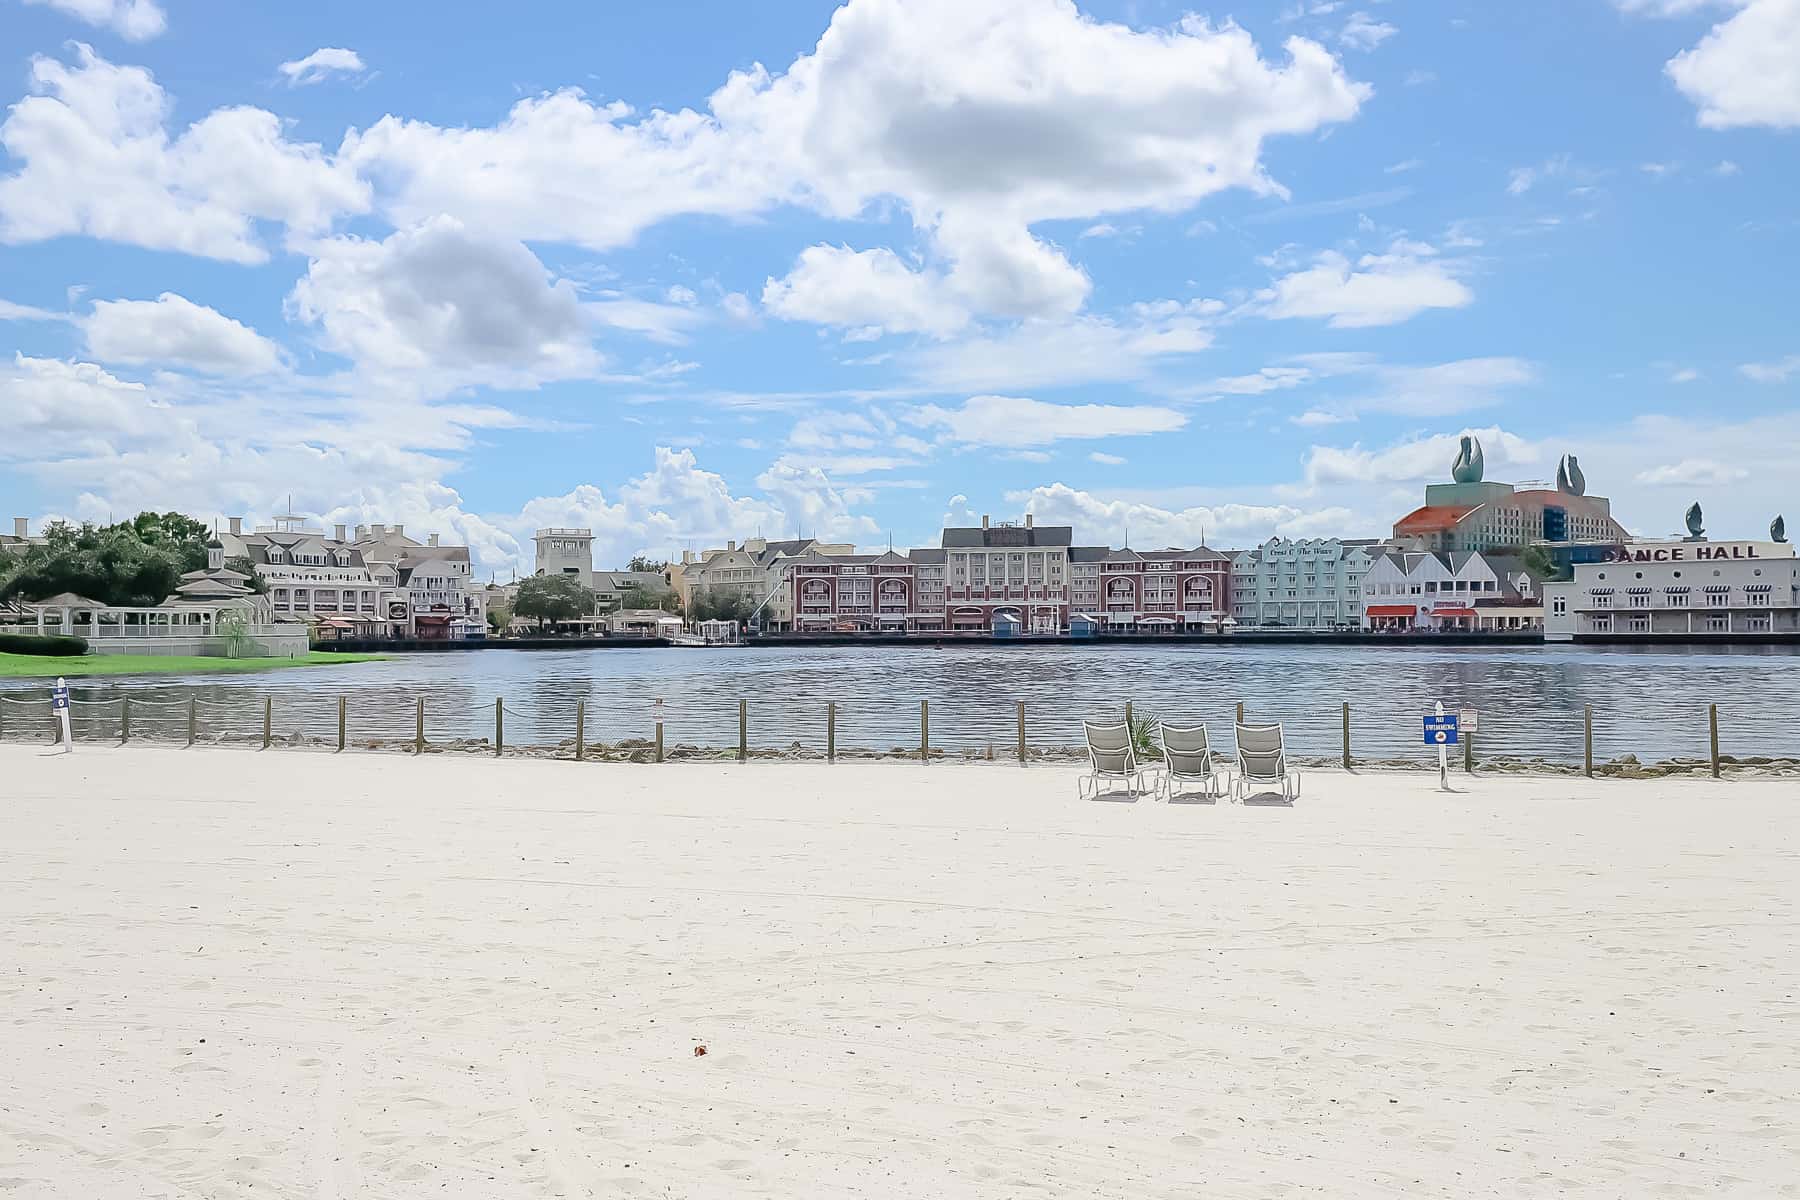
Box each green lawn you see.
[0,651,388,679]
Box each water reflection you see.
[5,642,1798,763]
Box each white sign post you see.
[1422,702,1461,792]
[51,677,72,754]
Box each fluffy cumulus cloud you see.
[906,301,1220,391]
[1254,241,1474,328]
[0,46,369,262]
[762,245,969,338]
[1739,354,1800,382]
[1664,0,1800,128]
[907,394,1186,448]
[1301,428,1546,488]
[22,0,165,40]
[82,292,284,375]
[1,353,164,450]
[287,215,597,382]
[1011,481,1352,547]
[278,48,367,87]
[341,0,1366,320]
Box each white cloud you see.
[1384,158,1423,174]
[0,298,71,322]
[1665,0,1800,129]
[1089,451,1127,465]
[907,303,1217,391]
[0,353,162,451]
[907,394,1185,449]
[1505,154,1571,196]
[1635,458,1749,486]
[1668,366,1702,383]
[1013,481,1349,547]
[287,215,598,383]
[1339,12,1398,51]
[762,245,968,337]
[0,46,369,263]
[340,0,1366,291]
[1739,354,1800,382]
[1611,0,1726,13]
[22,0,165,40]
[83,293,284,375]
[279,48,367,87]
[1255,242,1474,328]
[1302,427,1545,488]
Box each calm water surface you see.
[7,643,1800,764]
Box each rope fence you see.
[0,685,1791,777]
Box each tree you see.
[618,584,677,613]
[689,587,755,624]
[1521,545,1565,582]
[120,511,211,572]
[224,554,269,594]
[513,574,593,628]
[626,555,668,573]
[0,520,186,606]
[486,601,512,634]
[214,605,254,658]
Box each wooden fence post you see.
[121,695,130,743]
[187,696,196,747]
[920,699,930,762]
[263,696,272,750]
[1584,704,1593,778]
[738,699,747,763]
[575,700,585,762]
[495,697,503,757]
[655,701,664,763]
[1709,704,1719,778]
[1124,700,1132,729]
[337,695,346,752]
[1341,701,1350,770]
[1017,700,1026,765]
[1464,728,1474,775]
[1236,700,1245,725]
[415,696,425,756]
[827,701,836,762]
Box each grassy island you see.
[0,651,388,679]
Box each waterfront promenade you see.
[3,745,1793,1197]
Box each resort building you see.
[1071,547,1234,631]
[669,537,855,629]
[1361,550,1542,631]
[1229,538,1376,629]
[2,516,42,559]
[943,516,1071,633]
[1391,439,1627,556]
[534,528,595,589]
[1543,539,1800,640]
[789,550,930,632]
[218,514,486,639]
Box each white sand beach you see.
[1,745,1794,1198]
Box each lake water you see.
[6,642,1799,765]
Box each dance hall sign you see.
[1606,541,1789,564]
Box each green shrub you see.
[0,632,89,656]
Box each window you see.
[1629,615,1650,633]
[1629,593,1650,608]
[1592,614,1612,632]
[1666,591,1688,608]
[1707,592,1730,608]
[1552,595,1567,616]
[1592,593,1612,609]
[1706,615,1729,632]
[1746,614,1771,632]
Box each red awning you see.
[1433,607,1478,617]
[1366,605,1416,617]
[414,613,454,624]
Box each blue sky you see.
[2,0,1797,575]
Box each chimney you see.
[334,523,347,542]
[429,533,440,547]
[12,517,26,539]
[727,539,737,551]
[1024,514,1033,529]
[981,515,990,530]
[393,524,405,538]
[682,549,694,565]
[228,516,242,536]
[371,523,384,536]
[354,524,367,539]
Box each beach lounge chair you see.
[1232,722,1299,804]
[1155,722,1222,801]
[1079,720,1151,800]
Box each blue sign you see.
[51,685,70,712]
[1423,714,1459,745]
